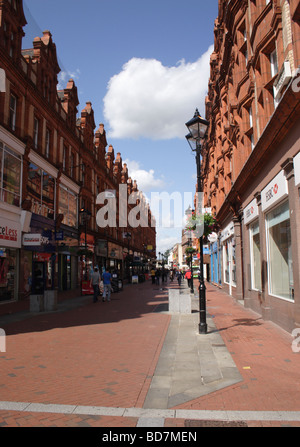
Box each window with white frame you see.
[270,49,278,78]
[0,141,22,206]
[266,200,294,300]
[249,220,261,291]
[223,237,236,287]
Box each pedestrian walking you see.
[150,267,156,284]
[185,269,192,288]
[155,269,160,285]
[90,267,101,303]
[176,270,182,286]
[102,268,112,302]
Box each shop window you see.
[58,185,78,227]
[223,237,236,288]
[27,162,55,219]
[266,200,294,300]
[249,220,261,291]
[0,142,22,206]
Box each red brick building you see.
[0,0,156,304]
[203,0,300,332]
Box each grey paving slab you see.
[143,285,243,409]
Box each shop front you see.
[78,232,95,281]
[22,217,56,295]
[0,216,21,302]
[56,227,80,292]
[221,222,236,296]
[107,242,123,276]
[242,165,300,331]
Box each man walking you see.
[90,267,101,303]
[102,268,112,302]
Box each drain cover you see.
[185,420,248,427]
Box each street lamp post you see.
[79,208,91,280]
[185,206,194,294]
[185,109,209,334]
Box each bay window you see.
[27,162,55,219]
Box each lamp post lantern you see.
[185,108,209,334]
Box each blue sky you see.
[22,0,218,254]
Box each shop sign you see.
[208,232,218,243]
[55,231,64,241]
[0,218,21,248]
[243,198,259,225]
[294,152,300,186]
[220,222,234,242]
[23,233,51,246]
[33,253,52,262]
[261,170,288,212]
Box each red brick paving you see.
[1,280,300,427]
[0,282,170,409]
[174,282,300,415]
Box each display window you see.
[27,162,55,219]
[266,200,294,300]
[249,220,262,291]
[0,248,18,301]
[223,237,236,288]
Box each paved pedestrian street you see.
[1,279,300,432]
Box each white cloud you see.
[103,46,213,140]
[57,68,81,90]
[124,159,165,192]
[156,229,181,255]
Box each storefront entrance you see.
[0,248,18,301]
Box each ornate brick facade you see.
[203,0,300,332]
[0,0,156,302]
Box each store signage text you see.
[23,234,51,246]
[261,171,288,212]
[0,218,21,248]
[244,198,259,225]
[0,225,18,242]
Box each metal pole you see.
[189,236,194,293]
[196,145,207,334]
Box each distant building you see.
[203,0,300,332]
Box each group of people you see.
[169,268,196,287]
[90,267,112,303]
[150,268,168,285]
